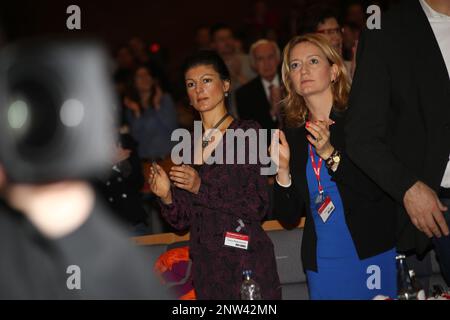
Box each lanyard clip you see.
[235,219,245,232]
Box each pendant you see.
[202,136,215,149]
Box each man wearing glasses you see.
[299,5,353,75]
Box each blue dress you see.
[305,144,397,299]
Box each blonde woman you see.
[271,34,397,299]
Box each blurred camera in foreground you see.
[0,39,116,183]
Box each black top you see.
[0,199,166,299]
[346,0,450,254]
[93,133,148,226]
[274,110,397,272]
[235,76,280,131]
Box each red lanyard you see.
[309,144,323,194]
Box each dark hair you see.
[299,5,341,34]
[182,50,231,82]
[345,0,365,12]
[125,64,159,110]
[210,23,234,39]
[341,21,361,32]
[114,44,132,57]
[181,50,231,108]
[195,24,210,33]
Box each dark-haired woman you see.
[271,34,397,299]
[124,65,177,160]
[149,50,281,300]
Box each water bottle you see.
[396,254,420,300]
[408,269,427,300]
[240,270,262,300]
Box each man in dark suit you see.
[236,39,283,221]
[236,39,282,131]
[346,0,450,285]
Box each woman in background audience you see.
[124,64,177,161]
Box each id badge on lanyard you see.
[310,144,335,223]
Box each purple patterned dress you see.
[159,119,281,300]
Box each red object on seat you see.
[154,246,196,300]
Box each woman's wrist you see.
[325,149,341,172]
[318,145,335,160]
[160,190,173,205]
[277,168,291,185]
[192,179,201,195]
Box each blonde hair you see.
[281,33,350,128]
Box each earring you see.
[224,92,229,97]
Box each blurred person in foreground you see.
[0,40,168,299]
[0,166,166,299]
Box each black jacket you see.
[274,110,397,272]
[94,133,147,226]
[346,0,450,254]
[0,199,166,299]
[236,76,280,130]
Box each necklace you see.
[202,113,229,149]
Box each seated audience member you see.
[299,5,353,76]
[344,1,366,31]
[194,25,212,50]
[113,45,136,96]
[210,23,257,117]
[236,39,283,133]
[124,64,177,161]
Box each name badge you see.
[317,196,335,223]
[224,232,249,250]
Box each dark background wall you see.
[3,0,391,89]
[0,0,340,75]
[1,0,292,51]
[4,0,391,46]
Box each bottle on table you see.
[408,269,426,300]
[396,254,425,300]
[240,270,262,300]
